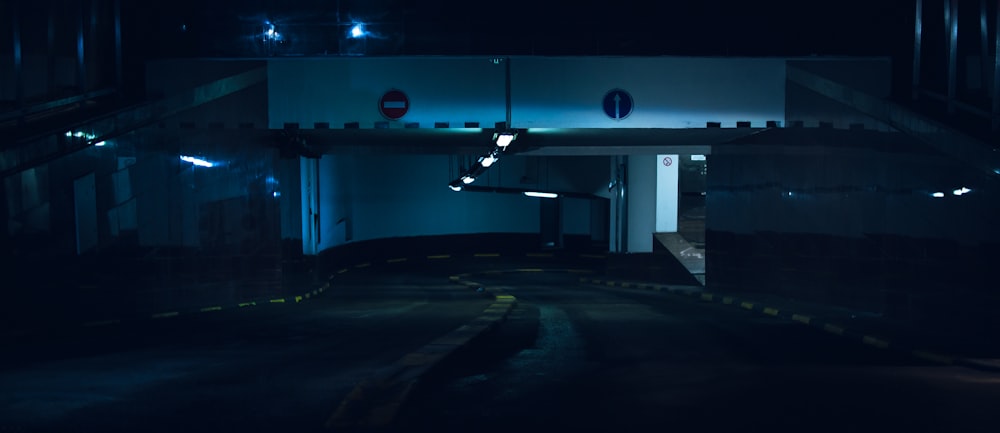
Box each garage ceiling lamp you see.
[478,150,499,168]
[524,191,558,198]
[493,131,517,148]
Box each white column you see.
[655,154,679,233]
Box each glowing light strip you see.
[524,191,558,199]
[180,155,216,168]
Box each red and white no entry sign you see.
[662,156,673,167]
[378,89,409,120]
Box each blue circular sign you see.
[602,89,633,120]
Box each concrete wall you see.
[786,58,893,131]
[268,57,506,129]
[706,128,1000,333]
[267,56,788,129]
[511,57,785,128]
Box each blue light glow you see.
[179,155,216,168]
[350,24,364,38]
[931,192,945,198]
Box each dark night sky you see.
[126,0,912,58]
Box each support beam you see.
[982,0,990,92]
[12,1,23,110]
[913,0,923,100]
[994,0,1000,131]
[47,2,56,97]
[947,0,959,114]
[115,0,123,93]
[77,0,86,93]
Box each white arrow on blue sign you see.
[602,89,633,120]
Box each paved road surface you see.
[398,272,1000,433]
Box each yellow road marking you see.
[740,302,754,310]
[152,311,179,319]
[270,298,286,303]
[474,253,500,257]
[763,307,780,316]
[791,314,812,324]
[355,262,371,268]
[238,302,255,307]
[294,295,303,303]
[427,254,451,259]
[862,336,889,349]
[200,306,223,313]
[527,253,553,257]
[823,324,845,335]
[337,268,349,274]
[495,295,516,300]
[722,297,734,305]
[701,293,714,301]
[386,258,408,263]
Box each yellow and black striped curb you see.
[325,274,519,430]
[66,282,334,333]
[0,251,604,339]
[579,277,1000,373]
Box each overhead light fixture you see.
[180,155,216,168]
[952,187,971,196]
[461,175,476,184]
[478,153,498,168]
[493,131,517,148]
[524,191,558,199]
[349,23,365,38]
[931,192,945,198]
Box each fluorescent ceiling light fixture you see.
[479,154,497,168]
[494,131,517,148]
[94,141,106,147]
[952,187,972,196]
[449,184,463,192]
[461,175,475,184]
[691,155,707,161]
[524,191,558,199]
[180,155,216,168]
[931,192,945,198]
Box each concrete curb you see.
[580,277,1000,374]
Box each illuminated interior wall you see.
[315,154,540,251]
[312,154,611,252]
